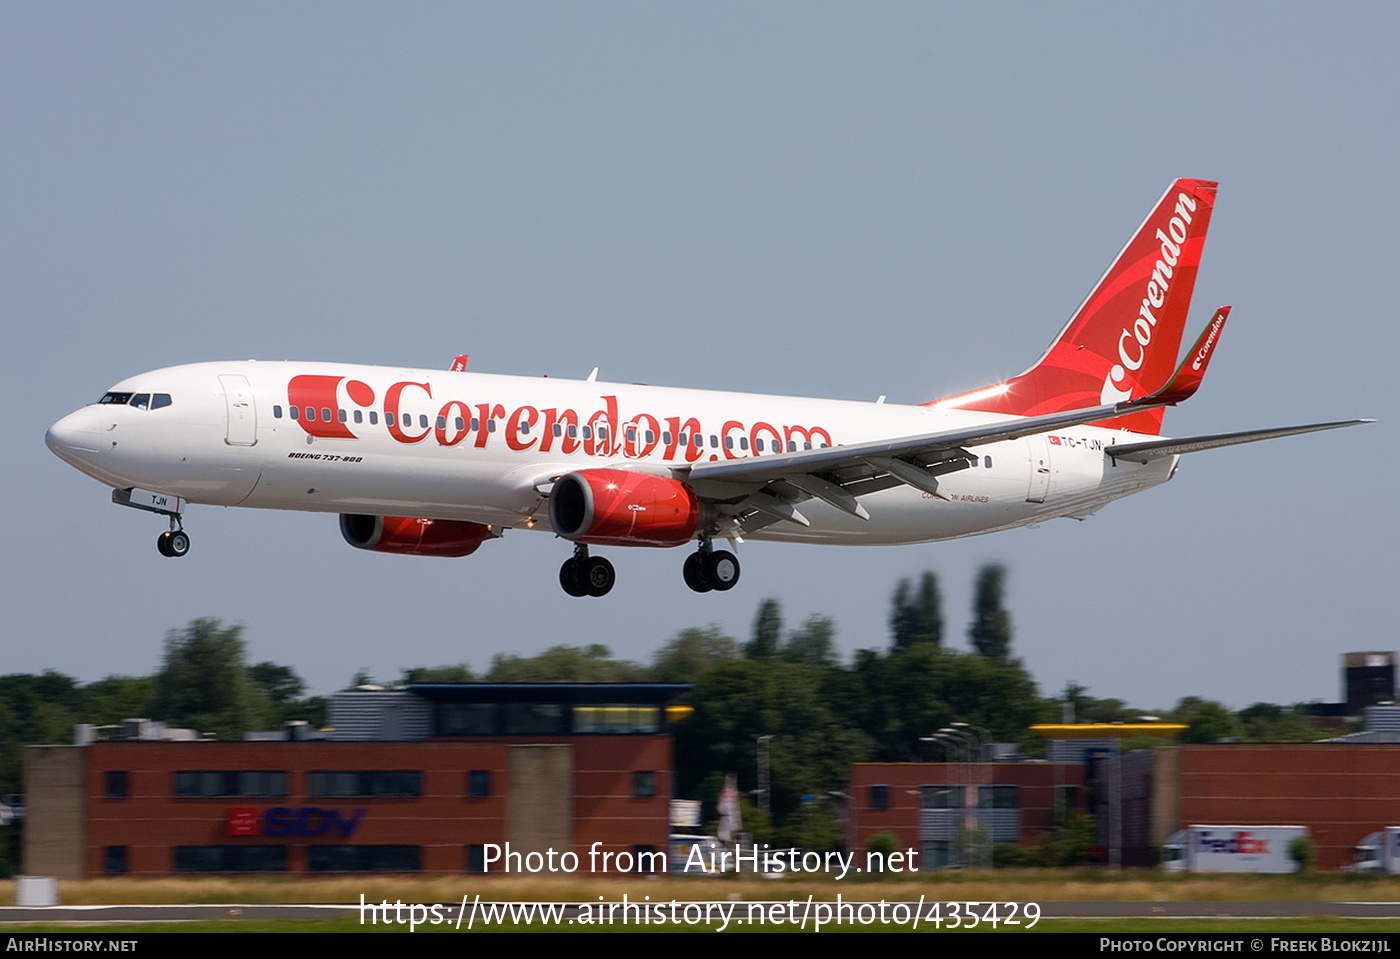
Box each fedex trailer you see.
[1163,826,1307,873]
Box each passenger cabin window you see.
[289,407,300,420]
[273,405,283,419]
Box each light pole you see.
[754,735,774,818]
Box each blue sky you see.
[4,3,1394,710]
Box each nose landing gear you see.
[157,528,191,558]
[112,488,191,559]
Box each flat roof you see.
[406,682,692,705]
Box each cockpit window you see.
[130,393,150,410]
[99,392,133,405]
[151,393,172,410]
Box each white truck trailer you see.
[1350,827,1400,873]
[1163,825,1308,873]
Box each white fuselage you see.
[46,360,1176,546]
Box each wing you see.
[683,308,1238,531]
[1105,421,1371,464]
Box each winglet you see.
[450,354,469,372]
[1126,306,1229,409]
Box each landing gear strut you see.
[559,544,614,598]
[683,543,740,593]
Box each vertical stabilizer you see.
[929,178,1218,435]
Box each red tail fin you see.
[929,178,1218,435]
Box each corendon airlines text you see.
[285,374,835,464]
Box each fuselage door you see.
[218,374,258,446]
[1025,435,1052,503]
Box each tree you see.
[747,599,783,660]
[151,619,270,740]
[968,563,1013,660]
[400,664,477,683]
[1169,696,1242,744]
[651,628,740,683]
[486,644,647,682]
[889,571,942,650]
[782,615,839,667]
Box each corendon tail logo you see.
[287,375,834,464]
[1192,311,1225,371]
[1100,190,1199,404]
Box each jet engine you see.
[339,514,490,557]
[548,469,701,547]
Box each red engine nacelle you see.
[548,469,701,547]
[339,514,490,557]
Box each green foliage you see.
[968,563,1013,660]
[486,644,647,682]
[747,599,783,660]
[674,659,874,826]
[781,615,838,667]
[1289,835,1316,873]
[399,664,477,684]
[1169,696,1243,744]
[784,800,845,854]
[835,644,1043,761]
[151,619,271,740]
[1057,682,1132,724]
[867,832,898,860]
[650,628,740,683]
[1237,702,1322,743]
[890,572,942,650]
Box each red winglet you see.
[1128,306,1230,408]
[450,354,469,372]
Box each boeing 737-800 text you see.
[46,179,1366,597]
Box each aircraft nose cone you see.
[46,409,103,465]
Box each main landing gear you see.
[682,544,740,593]
[559,544,615,598]
[557,542,741,597]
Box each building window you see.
[308,770,421,798]
[979,785,1019,809]
[501,703,565,735]
[104,770,128,799]
[922,785,964,809]
[572,705,661,734]
[173,771,287,798]
[466,845,487,874]
[174,846,287,873]
[104,845,128,874]
[634,771,657,799]
[869,785,889,810]
[467,770,491,798]
[308,845,421,873]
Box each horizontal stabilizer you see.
[1107,420,1372,464]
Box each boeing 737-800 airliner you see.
[46,179,1366,597]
